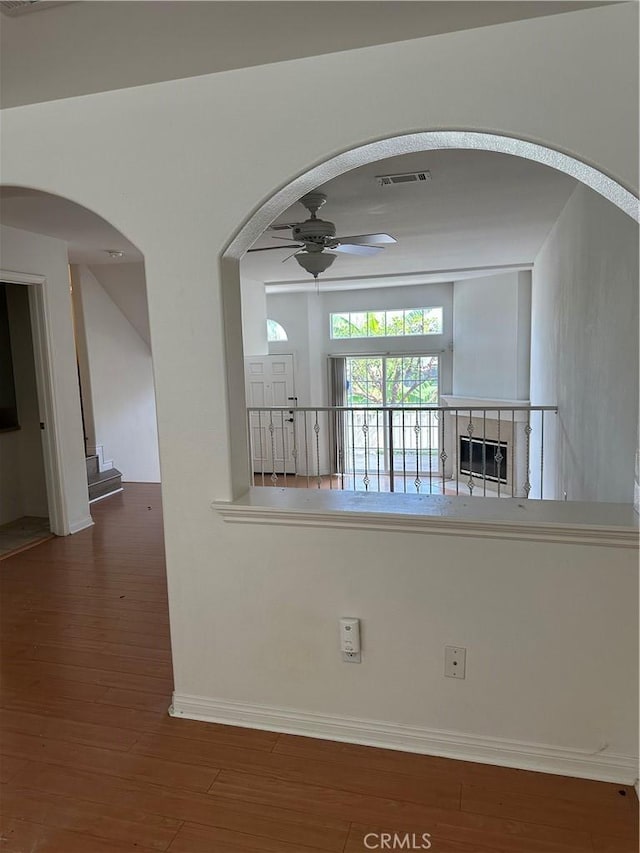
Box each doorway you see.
[343,354,440,480]
[0,282,51,557]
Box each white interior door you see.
[245,354,296,474]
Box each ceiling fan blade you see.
[333,244,383,256]
[270,223,299,231]
[271,235,300,241]
[282,250,303,263]
[335,233,397,245]
[247,244,302,253]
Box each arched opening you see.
[0,186,162,540]
[224,132,638,505]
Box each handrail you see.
[247,405,558,413]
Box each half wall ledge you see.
[213,489,638,549]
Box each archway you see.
[0,186,160,534]
[221,131,639,499]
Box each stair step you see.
[86,455,99,478]
[88,468,123,502]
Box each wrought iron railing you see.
[247,405,558,499]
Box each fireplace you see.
[440,395,535,497]
[459,436,508,484]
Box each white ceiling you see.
[0,149,577,284]
[242,149,577,289]
[0,187,144,264]
[0,1,614,109]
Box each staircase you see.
[86,455,123,503]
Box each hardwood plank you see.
[0,756,29,783]
[11,642,173,679]
[2,730,219,792]
[209,770,596,853]
[1,785,182,852]
[0,669,110,702]
[99,687,173,713]
[208,768,449,825]
[3,658,172,694]
[592,833,640,852]
[133,731,461,809]
[167,821,340,852]
[461,784,638,838]
[274,734,635,805]
[11,763,350,852]
[0,707,139,752]
[0,816,159,853]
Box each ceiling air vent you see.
[376,171,432,187]
[0,1,72,15]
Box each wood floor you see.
[1,485,637,852]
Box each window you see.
[266,319,288,342]
[330,307,442,339]
[342,354,440,477]
[345,355,439,407]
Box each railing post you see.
[388,409,395,493]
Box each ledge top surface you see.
[215,487,638,532]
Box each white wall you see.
[453,271,531,399]
[240,277,268,356]
[0,225,90,534]
[267,282,454,405]
[0,285,48,523]
[530,184,639,503]
[89,262,151,347]
[71,265,160,483]
[1,3,638,777]
[266,291,311,401]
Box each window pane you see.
[346,357,383,406]
[367,311,386,337]
[404,309,424,335]
[349,312,367,338]
[385,356,439,405]
[423,307,443,334]
[266,319,288,341]
[331,313,351,339]
[384,309,405,336]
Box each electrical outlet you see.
[444,645,466,679]
[340,617,361,663]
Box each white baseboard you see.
[170,693,638,784]
[68,515,94,534]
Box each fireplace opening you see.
[460,436,507,484]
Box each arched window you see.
[267,319,288,342]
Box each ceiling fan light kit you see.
[294,251,336,279]
[247,191,397,280]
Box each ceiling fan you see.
[247,191,397,279]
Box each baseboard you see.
[170,693,639,784]
[68,515,94,534]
